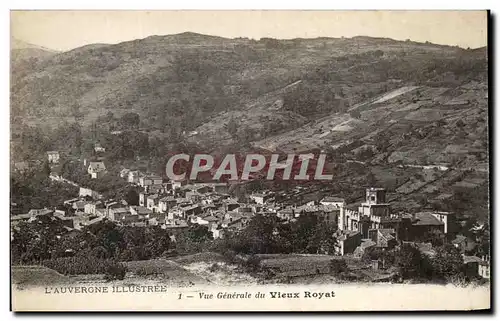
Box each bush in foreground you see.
[41,256,127,280]
[105,263,127,281]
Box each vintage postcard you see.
[10,10,490,311]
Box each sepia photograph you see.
[9,10,490,311]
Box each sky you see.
[11,10,488,51]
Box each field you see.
[124,259,210,287]
[12,253,253,289]
[12,266,70,288]
[12,259,209,289]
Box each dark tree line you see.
[11,217,213,277]
[216,214,338,255]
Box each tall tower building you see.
[358,187,390,229]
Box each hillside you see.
[10,33,489,220]
[11,38,59,65]
[11,33,471,127]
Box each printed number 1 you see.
[178,293,182,300]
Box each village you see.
[10,146,491,282]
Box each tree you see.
[237,125,257,146]
[365,172,377,186]
[350,110,361,119]
[105,262,127,281]
[356,147,375,161]
[186,224,213,243]
[233,215,280,254]
[423,229,445,247]
[475,222,490,257]
[124,188,139,206]
[104,111,115,122]
[120,112,140,129]
[455,119,466,129]
[362,247,396,268]
[11,216,69,263]
[42,160,51,177]
[70,103,82,120]
[430,244,464,281]
[307,223,337,254]
[394,244,431,280]
[225,118,238,139]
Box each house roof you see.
[415,242,433,253]
[86,216,105,226]
[321,196,345,203]
[73,200,88,208]
[379,229,396,239]
[111,207,129,214]
[131,206,152,215]
[378,229,396,244]
[367,187,386,192]
[359,240,377,249]
[251,193,267,198]
[279,208,295,214]
[28,209,53,216]
[88,162,106,172]
[463,256,482,264]
[338,231,360,241]
[183,204,200,211]
[11,213,31,221]
[14,161,29,171]
[297,204,340,213]
[164,220,189,228]
[223,217,243,226]
[452,235,467,244]
[211,182,228,187]
[412,212,444,226]
[225,198,239,204]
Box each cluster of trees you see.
[216,214,338,255]
[363,243,472,283]
[11,122,84,162]
[11,217,213,277]
[279,47,486,122]
[95,112,141,132]
[58,160,128,198]
[42,257,127,280]
[439,183,490,223]
[223,118,258,146]
[11,208,340,272]
[11,169,79,214]
[282,83,348,117]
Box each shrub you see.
[105,263,127,281]
[329,259,348,274]
[350,110,361,119]
[221,249,238,264]
[209,263,220,272]
[430,245,463,281]
[132,265,160,277]
[41,256,117,275]
[243,255,262,273]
